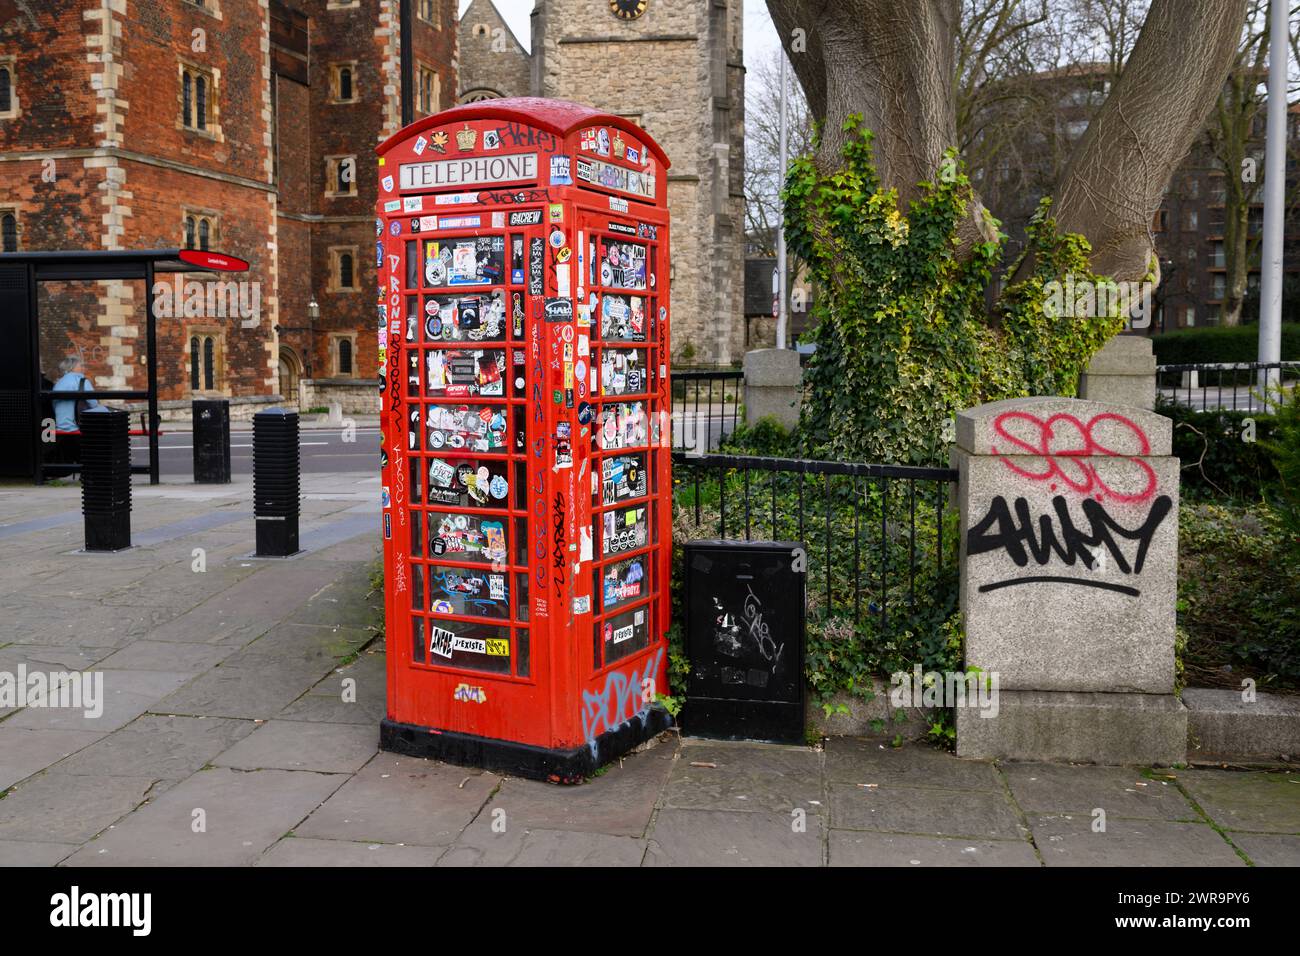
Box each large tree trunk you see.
[767,0,1247,285]
[765,0,998,248]
[1049,0,1247,283]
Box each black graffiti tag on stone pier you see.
[966,494,1173,597]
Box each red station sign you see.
[375,98,673,780]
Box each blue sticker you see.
[389,221,401,236]
[376,241,384,268]
[577,402,594,425]
[383,513,392,539]
[489,475,508,500]
[511,269,524,283]
[375,217,382,237]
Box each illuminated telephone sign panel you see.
[375,98,673,781]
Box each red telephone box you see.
[375,98,673,781]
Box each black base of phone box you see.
[680,696,806,746]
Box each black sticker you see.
[544,298,574,323]
[528,237,545,296]
[608,222,637,236]
[510,210,543,226]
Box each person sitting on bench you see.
[51,355,100,464]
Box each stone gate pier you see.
[952,396,1186,764]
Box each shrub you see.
[1157,397,1279,500]
[1151,323,1300,366]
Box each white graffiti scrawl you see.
[580,647,664,760]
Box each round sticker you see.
[514,376,525,389]
[659,306,667,320]
[578,402,594,424]
[550,229,565,249]
[577,380,587,398]
[489,475,508,499]
[650,272,656,288]
[425,315,442,339]
[425,299,438,316]
[389,221,401,236]
[447,433,466,449]
[429,430,446,448]
[561,325,574,343]
[575,360,587,381]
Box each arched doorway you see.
[278,345,302,407]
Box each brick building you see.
[0,0,457,416]
[457,0,747,366]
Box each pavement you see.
[0,474,1297,867]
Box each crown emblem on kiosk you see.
[612,131,625,158]
[456,123,478,151]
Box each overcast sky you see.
[458,0,781,71]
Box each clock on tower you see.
[609,0,648,20]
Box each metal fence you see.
[671,452,960,629]
[1156,361,1300,412]
[671,368,743,453]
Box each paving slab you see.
[645,808,823,866]
[484,741,675,837]
[0,644,118,671]
[1030,813,1245,867]
[438,822,647,867]
[1177,768,1300,833]
[2,669,195,734]
[279,651,387,725]
[93,640,240,673]
[149,663,335,721]
[0,772,159,844]
[294,754,498,847]
[0,727,105,791]
[50,714,256,780]
[1227,833,1300,867]
[286,572,381,630]
[0,840,79,866]
[1001,762,1197,821]
[145,564,350,645]
[824,737,1001,791]
[829,830,1040,867]
[61,767,346,867]
[828,782,1025,839]
[256,836,445,867]
[666,740,824,814]
[212,720,378,773]
[224,622,373,670]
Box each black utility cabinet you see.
[192,399,231,484]
[682,540,806,744]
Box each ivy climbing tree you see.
[786,119,1124,465]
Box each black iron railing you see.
[672,452,960,629]
[671,368,743,453]
[1156,361,1300,412]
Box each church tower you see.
[528,0,745,366]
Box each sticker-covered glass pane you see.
[424,347,506,399]
[601,604,652,664]
[599,293,647,342]
[423,236,505,288]
[599,452,646,505]
[422,290,507,343]
[428,565,510,619]
[427,618,511,674]
[601,503,648,558]
[594,401,648,451]
[599,347,649,396]
[600,553,649,613]
[426,402,509,454]
[597,238,647,290]
[426,457,510,509]
[428,511,508,565]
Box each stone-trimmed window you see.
[331,333,357,377]
[188,329,224,392]
[330,63,358,104]
[1,208,19,252]
[417,0,439,25]
[183,210,219,251]
[326,0,361,9]
[329,246,359,292]
[179,61,220,137]
[0,56,17,119]
[417,64,439,116]
[325,156,357,198]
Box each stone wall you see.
[457,0,530,99]
[299,377,380,414]
[531,0,745,366]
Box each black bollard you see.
[253,409,300,556]
[80,407,132,552]
[192,399,232,484]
